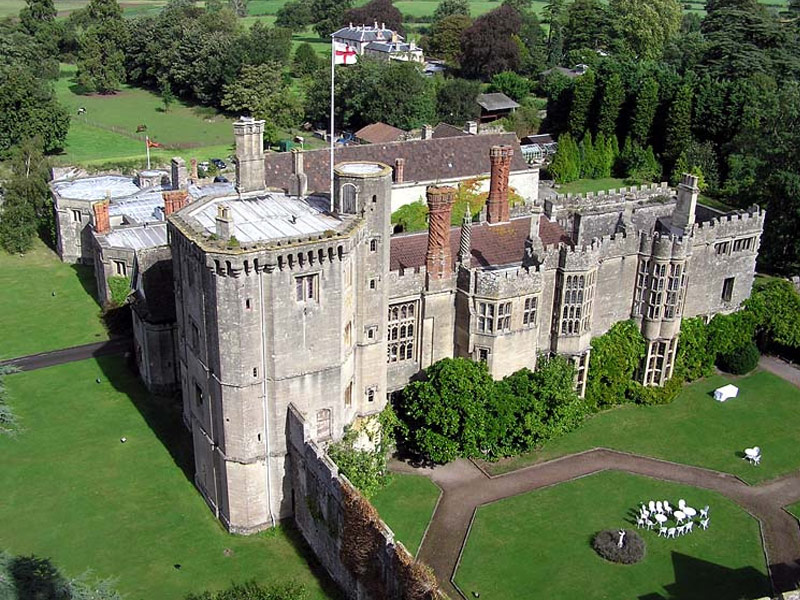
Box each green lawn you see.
[371,474,440,557]
[485,371,800,485]
[788,502,800,520]
[455,471,770,600]
[0,358,340,600]
[0,239,108,359]
[556,177,630,195]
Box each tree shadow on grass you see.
[638,552,771,600]
[96,354,194,483]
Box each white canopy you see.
[714,384,739,402]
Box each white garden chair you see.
[667,527,677,539]
[700,518,709,530]
[700,506,709,519]
[678,499,686,510]
[656,501,664,514]
[649,500,656,512]
[636,517,645,529]
[663,501,673,515]
[752,454,761,466]
[685,521,694,534]
[658,526,668,537]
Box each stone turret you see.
[487,145,513,224]
[171,157,188,190]
[233,117,266,194]
[425,185,455,283]
[672,173,699,235]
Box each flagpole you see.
[329,34,335,212]
[145,136,151,170]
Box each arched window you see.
[370,239,378,252]
[340,183,357,214]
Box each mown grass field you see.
[455,471,770,600]
[371,473,441,556]
[484,371,800,485]
[0,357,340,600]
[556,177,629,195]
[0,238,108,360]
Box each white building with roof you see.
[332,22,403,56]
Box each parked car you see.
[210,158,227,170]
[214,175,229,183]
[198,161,210,175]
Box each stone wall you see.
[287,404,445,600]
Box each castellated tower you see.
[233,116,266,193]
[167,161,392,534]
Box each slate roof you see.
[476,93,520,112]
[263,133,532,194]
[431,123,467,139]
[354,122,407,144]
[389,216,570,271]
[332,24,400,43]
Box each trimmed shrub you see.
[717,341,760,375]
[592,529,646,564]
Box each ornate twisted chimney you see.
[425,186,455,281]
[458,203,472,265]
[487,145,513,224]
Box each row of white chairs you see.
[657,518,710,538]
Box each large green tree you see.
[275,0,313,31]
[629,76,659,144]
[311,0,353,37]
[568,69,596,136]
[664,82,693,174]
[609,0,681,60]
[563,0,610,54]
[426,13,471,64]
[433,0,470,21]
[77,0,127,93]
[221,63,303,141]
[342,0,404,35]
[542,0,566,66]
[596,71,624,137]
[0,67,69,155]
[436,77,481,124]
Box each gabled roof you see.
[354,122,407,144]
[432,123,467,139]
[332,24,401,43]
[389,216,570,271]
[263,133,532,194]
[476,93,520,112]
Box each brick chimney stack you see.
[93,199,110,235]
[163,190,190,216]
[487,145,513,224]
[394,158,405,184]
[425,185,455,281]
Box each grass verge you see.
[371,473,441,557]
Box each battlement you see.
[545,182,672,218]
[473,265,543,297]
[693,205,765,243]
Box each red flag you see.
[146,136,162,149]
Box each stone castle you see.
[50,118,764,534]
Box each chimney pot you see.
[216,204,233,240]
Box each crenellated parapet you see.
[472,265,543,299]
[639,230,691,261]
[692,205,765,245]
[545,182,672,219]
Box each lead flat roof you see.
[103,223,168,251]
[54,176,140,200]
[184,192,345,244]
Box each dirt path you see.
[0,337,131,372]
[392,450,800,599]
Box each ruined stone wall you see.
[287,405,445,600]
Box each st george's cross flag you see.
[333,42,358,65]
